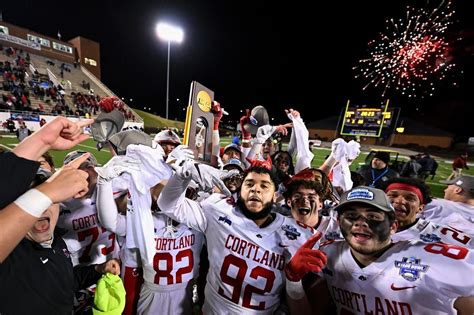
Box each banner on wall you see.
[10,112,40,122]
[0,32,41,50]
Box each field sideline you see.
[1,135,472,198]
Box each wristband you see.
[285,279,305,300]
[14,188,53,218]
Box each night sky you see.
[2,0,473,138]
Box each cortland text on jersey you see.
[320,239,474,314]
[224,234,285,271]
[72,213,99,231]
[329,284,414,315]
[154,234,196,251]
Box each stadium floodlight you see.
[156,22,184,120]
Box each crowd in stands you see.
[0,46,73,115]
[0,46,137,122]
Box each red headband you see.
[385,183,424,204]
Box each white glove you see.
[166,145,194,169]
[176,161,239,196]
[95,156,141,182]
[255,125,276,144]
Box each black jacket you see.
[0,152,39,208]
[0,233,102,315]
[357,165,399,189]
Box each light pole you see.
[156,22,184,120]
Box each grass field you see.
[1,135,472,198]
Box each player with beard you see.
[284,179,341,242]
[383,177,473,247]
[158,164,327,314]
[297,186,474,314]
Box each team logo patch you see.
[394,257,428,282]
[347,189,374,201]
[218,216,232,226]
[419,233,441,243]
[325,231,343,241]
[282,225,301,240]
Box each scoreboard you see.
[339,100,400,137]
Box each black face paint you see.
[291,197,318,215]
[340,213,392,244]
[237,197,274,220]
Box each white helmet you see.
[153,129,181,146]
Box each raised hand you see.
[239,109,252,141]
[36,152,91,202]
[211,101,223,131]
[285,232,327,282]
[96,258,121,275]
[95,156,141,182]
[166,145,195,170]
[176,161,238,196]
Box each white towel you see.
[287,113,314,173]
[331,139,360,192]
[125,144,173,264]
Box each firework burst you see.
[354,1,457,98]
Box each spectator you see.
[444,153,469,181]
[6,118,15,133]
[357,151,399,189]
[400,155,422,178]
[417,152,436,180]
[16,121,31,142]
[39,118,47,127]
[38,151,55,173]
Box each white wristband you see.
[286,279,305,300]
[14,188,53,218]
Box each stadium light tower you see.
[156,22,184,120]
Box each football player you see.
[158,163,327,314]
[300,186,474,314]
[383,177,473,247]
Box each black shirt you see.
[0,152,40,208]
[0,234,101,315]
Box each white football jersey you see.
[422,199,474,232]
[320,240,474,314]
[393,218,474,248]
[135,213,204,315]
[160,191,315,315]
[58,191,119,266]
[141,214,204,286]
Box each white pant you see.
[137,280,194,315]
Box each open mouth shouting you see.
[393,206,409,217]
[297,207,311,216]
[33,217,51,234]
